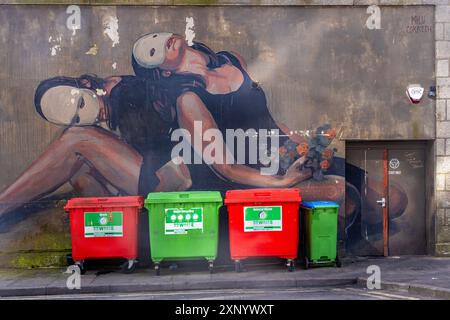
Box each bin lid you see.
[145,191,223,204]
[64,196,144,210]
[224,188,301,204]
[301,201,340,209]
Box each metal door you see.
[345,142,426,256]
[387,148,426,255]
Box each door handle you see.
[376,197,386,208]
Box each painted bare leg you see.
[0,126,142,217]
[70,164,117,197]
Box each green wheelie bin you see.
[144,191,222,275]
[300,201,341,268]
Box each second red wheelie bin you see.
[224,188,301,272]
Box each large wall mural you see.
[0,5,434,266]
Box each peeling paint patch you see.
[85,44,98,56]
[185,17,195,47]
[112,62,117,70]
[70,27,77,37]
[49,35,63,57]
[103,15,120,48]
[50,45,61,56]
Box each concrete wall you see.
[0,2,443,267]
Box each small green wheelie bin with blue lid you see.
[144,191,222,275]
[300,201,341,268]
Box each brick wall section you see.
[434,2,450,256]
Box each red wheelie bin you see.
[65,196,144,274]
[224,189,301,272]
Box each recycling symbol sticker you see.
[164,208,204,235]
[244,206,282,232]
[389,158,400,170]
[259,211,268,219]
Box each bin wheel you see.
[304,257,309,270]
[335,256,342,268]
[154,263,161,276]
[287,260,295,272]
[75,261,86,275]
[235,261,242,273]
[66,254,74,266]
[121,260,137,274]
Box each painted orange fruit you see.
[320,160,330,170]
[296,143,309,156]
[325,128,337,140]
[322,149,333,160]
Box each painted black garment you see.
[195,51,278,134]
[107,76,173,196]
[107,76,173,153]
[188,51,287,169]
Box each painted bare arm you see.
[176,92,312,188]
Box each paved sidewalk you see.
[0,256,449,298]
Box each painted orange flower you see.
[320,160,330,170]
[325,128,337,140]
[322,149,333,160]
[279,146,287,156]
[296,143,309,156]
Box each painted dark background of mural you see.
[0,5,434,267]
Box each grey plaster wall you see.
[0,4,437,266]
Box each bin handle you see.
[179,194,189,198]
[254,192,271,197]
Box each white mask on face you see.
[40,86,101,126]
[133,32,173,68]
